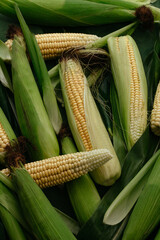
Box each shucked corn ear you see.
[59,57,121,186]
[12,37,59,160]
[0,0,160,27]
[5,33,100,60]
[1,149,112,188]
[122,153,160,240]
[150,81,160,136]
[12,167,77,240]
[108,35,147,151]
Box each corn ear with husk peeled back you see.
[108,35,147,151]
[122,153,160,240]
[11,37,59,160]
[0,0,159,27]
[1,148,112,188]
[10,166,77,240]
[5,33,100,60]
[150,81,160,136]
[0,108,16,165]
[61,136,101,225]
[59,57,121,186]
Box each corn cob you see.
[61,136,101,225]
[59,57,121,186]
[12,37,59,160]
[122,153,160,240]
[0,0,159,27]
[108,35,147,151]
[1,148,112,188]
[150,81,160,136]
[5,33,100,60]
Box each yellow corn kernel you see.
[1,149,112,188]
[5,33,100,60]
[150,82,160,136]
[0,123,10,153]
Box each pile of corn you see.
[0,1,160,240]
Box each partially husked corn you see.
[1,149,112,188]
[0,123,10,153]
[5,33,100,60]
[150,82,160,136]
[126,37,145,144]
[108,36,147,150]
[59,57,121,186]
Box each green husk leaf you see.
[0,0,138,26]
[122,153,160,240]
[103,149,160,225]
[12,37,59,160]
[0,83,20,136]
[48,64,60,89]
[15,5,62,134]
[0,59,12,91]
[0,220,7,240]
[0,182,29,231]
[0,107,16,142]
[145,27,160,111]
[0,172,15,192]
[86,21,138,49]
[0,205,27,240]
[110,81,128,163]
[12,168,77,240]
[0,40,11,61]
[61,136,101,225]
[155,229,160,240]
[56,208,80,235]
[0,171,80,236]
[77,127,160,240]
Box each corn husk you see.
[1,0,159,27]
